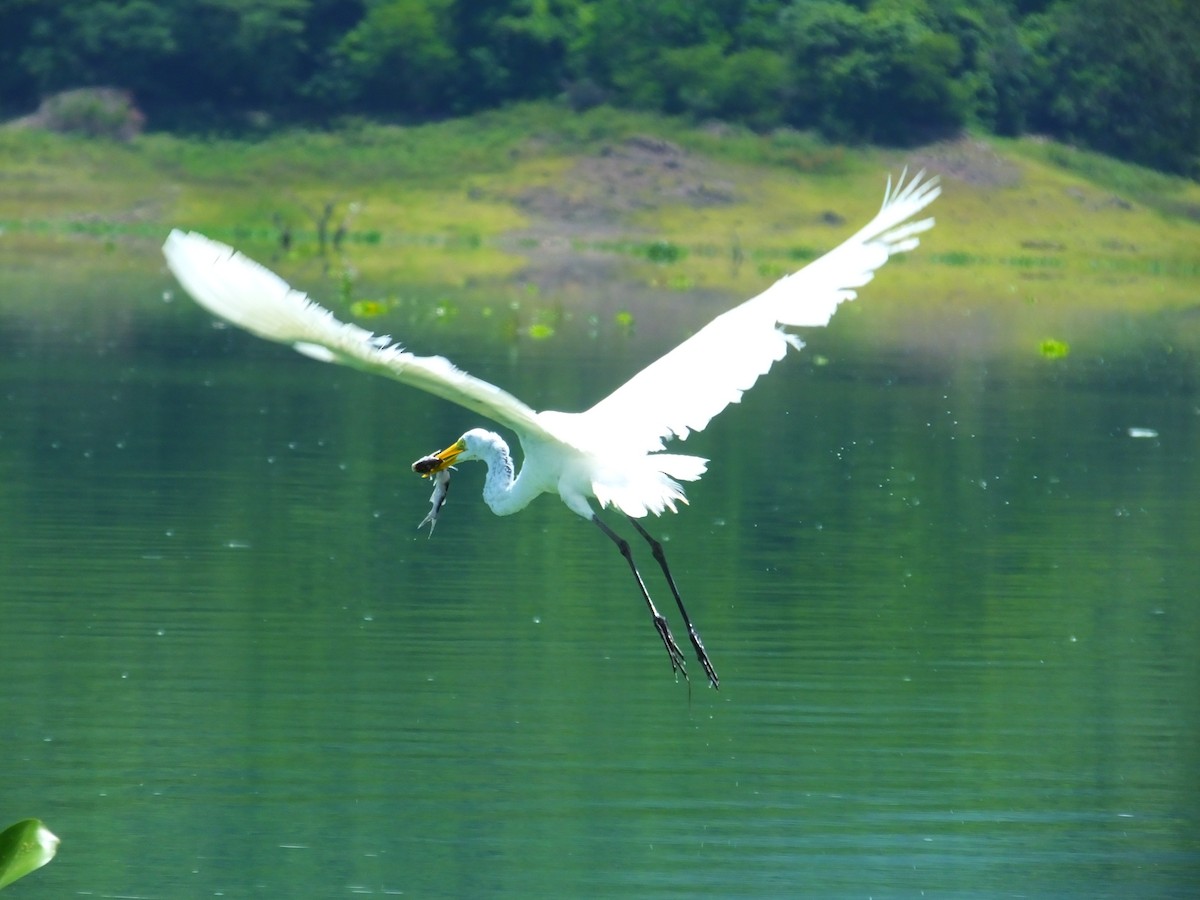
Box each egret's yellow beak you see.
[410,439,464,477]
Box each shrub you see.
[34,87,145,141]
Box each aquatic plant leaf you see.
[349,299,389,318]
[0,819,60,890]
[1039,338,1070,359]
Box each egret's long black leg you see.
[626,516,720,689]
[592,515,689,682]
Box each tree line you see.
[1,0,1197,176]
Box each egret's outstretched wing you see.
[163,230,553,440]
[581,171,940,453]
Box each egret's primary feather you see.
[163,229,554,442]
[580,171,940,453]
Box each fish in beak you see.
[411,440,463,537]
[411,438,464,477]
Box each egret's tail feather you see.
[591,453,708,518]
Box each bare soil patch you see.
[910,136,1023,188]
[508,135,738,291]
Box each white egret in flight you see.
[163,170,939,690]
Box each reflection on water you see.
[2,271,1197,898]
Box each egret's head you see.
[410,429,496,477]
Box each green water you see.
[2,268,1197,898]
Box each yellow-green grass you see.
[2,103,1197,360]
[613,139,1199,357]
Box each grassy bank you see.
[2,102,1198,359]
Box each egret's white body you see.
[163,170,940,688]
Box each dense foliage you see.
[1,0,1196,175]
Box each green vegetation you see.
[1039,338,1070,359]
[0,820,59,891]
[0,1,1197,176]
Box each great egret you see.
[163,170,939,690]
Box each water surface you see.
[2,268,1197,897]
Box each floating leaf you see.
[349,299,389,318]
[0,819,60,890]
[614,310,635,330]
[527,323,555,340]
[1039,338,1070,359]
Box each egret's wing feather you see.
[581,170,940,453]
[163,230,552,439]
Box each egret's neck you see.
[472,432,536,516]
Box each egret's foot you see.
[652,613,689,681]
[687,626,719,689]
